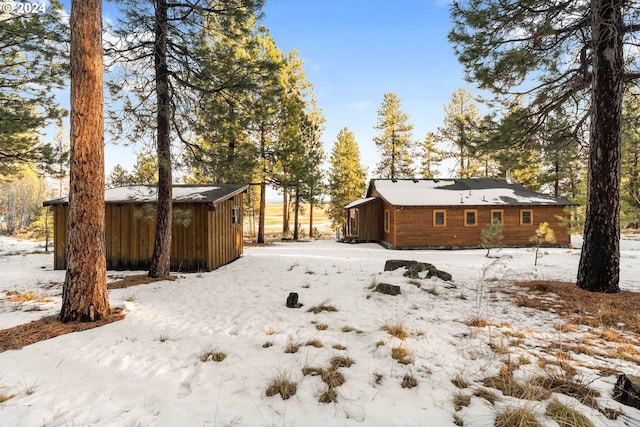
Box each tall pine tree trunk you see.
[149,0,173,278]
[282,190,290,236]
[309,199,314,239]
[293,189,300,240]
[577,0,623,293]
[258,124,266,243]
[60,0,110,322]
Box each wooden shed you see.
[44,184,248,272]
[345,179,576,249]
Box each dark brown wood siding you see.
[387,204,571,248]
[208,192,244,270]
[49,194,244,272]
[345,199,382,241]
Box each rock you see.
[384,259,452,282]
[613,374,640,409]
[434,270,453,282]
[286,292,300,308]
[384,260,417,271]
[374,283,401,296]
[403,262,437,279]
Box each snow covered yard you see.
[0,235,639,426]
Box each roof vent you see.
[483,195,486,202]
[460,196,464,204]
[468,190,472,196]
[506,169,512,184]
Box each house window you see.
[491,209,504,224]
[520,209,533,225]
[464,209,477,226]
[232,206,240,225]
[384,209,390,232]
[433,209,446,227]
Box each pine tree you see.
[0,1,68,176]
[420,132,443,178]
[373,93,415,179]
[621,91,640,229]
[438,88,484,178]
[450,0,639,292]
[480,219,504,258]
[60,0,110,322]
[106,0,264,277]
[327,128,367,233]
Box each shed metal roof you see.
[44,184,248,206]
[365,179,576,207]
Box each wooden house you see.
[345,179,576,249]
[44,184,248,272]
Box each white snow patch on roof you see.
[373,179,569,206]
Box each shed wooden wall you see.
[208,193,244,270]
[345,199,382,241]
[49,194,244,272]
[381,204,570,249]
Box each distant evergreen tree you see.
[0,1,68,176]
[622,91,640,229]
[420,132,443,178]
[327,128,367,233]
[438,88,485,178]
[373,93,415,179]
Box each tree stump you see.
[286,292,300,308]
[613,374,640,409]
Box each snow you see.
[1,234,639,426]
[372,179,572,206]
[45,186,224,204]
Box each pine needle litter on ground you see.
[0,309,124,352]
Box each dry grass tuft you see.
[0,392,15,403]
[307,302,338,314]
[318,386,338,404]
[509,281,640,334]
[466,316,492,327]
[453,413,464,426]
[315,323,328,331]
[301,366,324,377]
[199,350,226,363]
[305,339,323,348]
[423,285,440,296]
[494,405,541,427]
[473,388,500,405]
[0,310,124,353]
[401,374,418,389]
[330,355,354,369]
[265,327,279,335]
[451,374,469,389]
[284,342,300,354]
[7,291,40,303]
[321,368,345,388]
[529,374,599,409]
[373,371,384,385]
[265,373,297,400]
[262,341,273,348]
[391,346,413,365]
[381,322,410,339]
[545,399,594,427]
[341,325,362,333]
[332,344,346,350]
[453,392,471,411]
[482,373,550,401]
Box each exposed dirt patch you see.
[0,309,124,353]
[107,274,176,290]
[506,281,640,335]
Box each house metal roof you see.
[44,184,248,206]
[365,179,577,207]
[344,197,377,209]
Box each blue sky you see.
[260,0,468,174]
[58,0,472,177]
